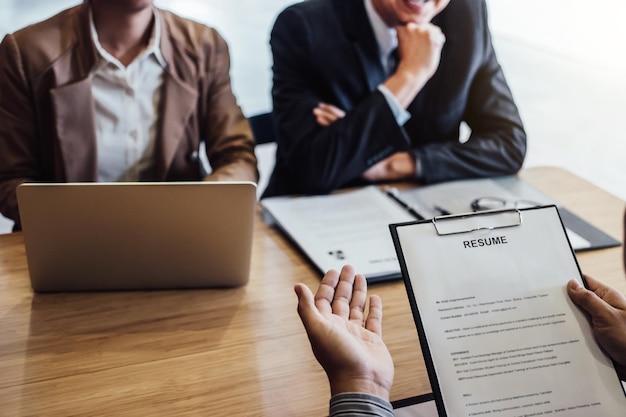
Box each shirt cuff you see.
[377,84,411,126]
[412,149,424,180]
[329,392,394,417]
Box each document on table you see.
[262,177,619,283]
[396,176,620,252]
[390,206,626,417]
[261,186,415,281]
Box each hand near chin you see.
[395,22,445,81]
[384,21,446,108]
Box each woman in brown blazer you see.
[0,1,258,230]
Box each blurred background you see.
[1,0,625,233]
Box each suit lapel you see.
[48,6,198,182]
[49,4,99,182]
[50,77,98,181]
[335,0,386,92]
[155,11,198,180]
[154,74,197,180]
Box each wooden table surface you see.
[0,167,624,416]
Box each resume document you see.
[391,206,626,416]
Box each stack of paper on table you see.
[261,176,620,283]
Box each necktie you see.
[386,47,399,76]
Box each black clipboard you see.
[389,206,626,417]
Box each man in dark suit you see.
[263,0,526,197]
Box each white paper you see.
[261,186,415,279]
[395,207,626,416]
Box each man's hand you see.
[385,22,446,108]
[313,102,346,127]
[294,265,395,399]
[567,275,626,380]
[396,22,445,80]
[362,152,417,182]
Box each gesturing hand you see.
[294,265,395,399]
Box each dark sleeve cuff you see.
[411,148,424,181]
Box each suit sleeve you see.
[416,1,527,183]
[270,7,411,195]
[0,34,39,228]
[201,29,258,183]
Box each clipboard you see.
[390,206,626,417]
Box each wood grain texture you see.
[0,167,623,416]
[520,167,626,293]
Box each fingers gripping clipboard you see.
[390,206,626,417]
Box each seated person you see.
[263,0,526,197]
[0,0,258,231]
[295,265,626,416]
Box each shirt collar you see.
[89,6,167,70]
[364,0,398,61]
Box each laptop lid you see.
[16,181,256,292]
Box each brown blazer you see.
[0,4,258,229]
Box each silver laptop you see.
[16,181,256,292]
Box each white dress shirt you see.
[363,0,411,126]
[89,8,167,182]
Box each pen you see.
[384,187,425,220]
[434,205,451,216]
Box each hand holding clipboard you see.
[390,206,626,417]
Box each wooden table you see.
[0,167,624,416]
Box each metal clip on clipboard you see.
[431,208,523,236]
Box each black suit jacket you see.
[263,0,526,197]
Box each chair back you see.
[249,112,276,145]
